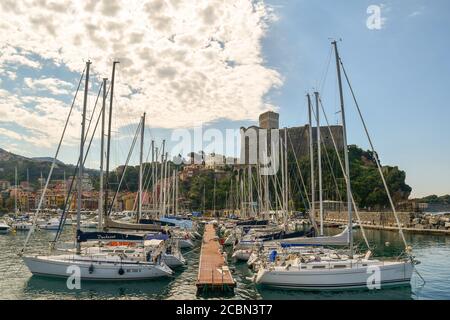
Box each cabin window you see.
[333,265,347,269]
[312,265,326,269]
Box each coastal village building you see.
[0,180,10,191]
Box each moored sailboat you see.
[252,41,418,290]
[21,61,173,281]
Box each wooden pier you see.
[196,224,235,294]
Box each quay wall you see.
[317,210,413,227]
[317,210,450,232]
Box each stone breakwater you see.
[318,211,450,235]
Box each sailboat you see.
[253,41,417,290]
[21,61,173,281]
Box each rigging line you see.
[318,123,343,204]
[84,81,104,143]
[53,85,112,244]
[339,59,409,251]
[20,67,86,256]
[132,131,155,213]
[318,97,371,250]
[107,121,142,216]
[287,130,311,209]
[319,46,333,94]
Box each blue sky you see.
[260,0,450,197]
[0,0,448,197]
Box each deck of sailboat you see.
[196,224,235,293]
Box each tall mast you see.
[159,141,165,217]
[172,169,175,214]
[175,169,179,215]
[154,146,159,211]
[213,174,217,217]
[27,168,30,211]
[162,152,168,217]
[151,140,155,211]
[307,94,316,232]
[14,167,17,214]
[284,128,288,227]
[315,92,324,236]
[333,40,353,257]
[77,60,91,254]
[105,61,119,222]
[138,113,146,222]
[98,78,107,231]
[247,165,252,216]
[203,183,206,213]
[63,170,66,204]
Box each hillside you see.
[0,148,98,187]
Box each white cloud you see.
[24,77,74,95]
[0,0,282,149]
[0,50,42,69]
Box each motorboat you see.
[0,221,11,234]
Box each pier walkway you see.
[196,224,235,294]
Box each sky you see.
[0,0,449,198]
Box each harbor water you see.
[0,227,449,300]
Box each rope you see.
[20,66,86,256]
[107,120,142,216]
[318,97,371,251]
[339,59,409,252]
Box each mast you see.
[247,165,252,217]
[159,141,165,217]
[14,167,18,214]
[333,40,353,257]
[63,170,66,204]
[315,92,324,236]
[105,61,119,222]
[284,128,288,228]
[77,60,91,254]
[307,94,316,232]
[172,169,176,215]
[98,78,107,231]
[213,174,217,217]
[162,152,168,217]
[202,183,206,214]
[138,113,146,222]
[175,169,179,215]
[151,140,155,211]
[27,168,30,211]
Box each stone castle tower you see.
[240,111,344,165]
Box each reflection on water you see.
[23,276,172,300]
[1,226,449,300]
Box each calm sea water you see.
[0,227,449,300]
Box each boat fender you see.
[89,264,94,274]
[118,268,125,275]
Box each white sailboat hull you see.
[12,222,32,231]
[178,239,194,249]
[23,255,173,281]
[272,227,350,246]
[255,260,414,290]
[162,252,186,268]
[232,249,253,261]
